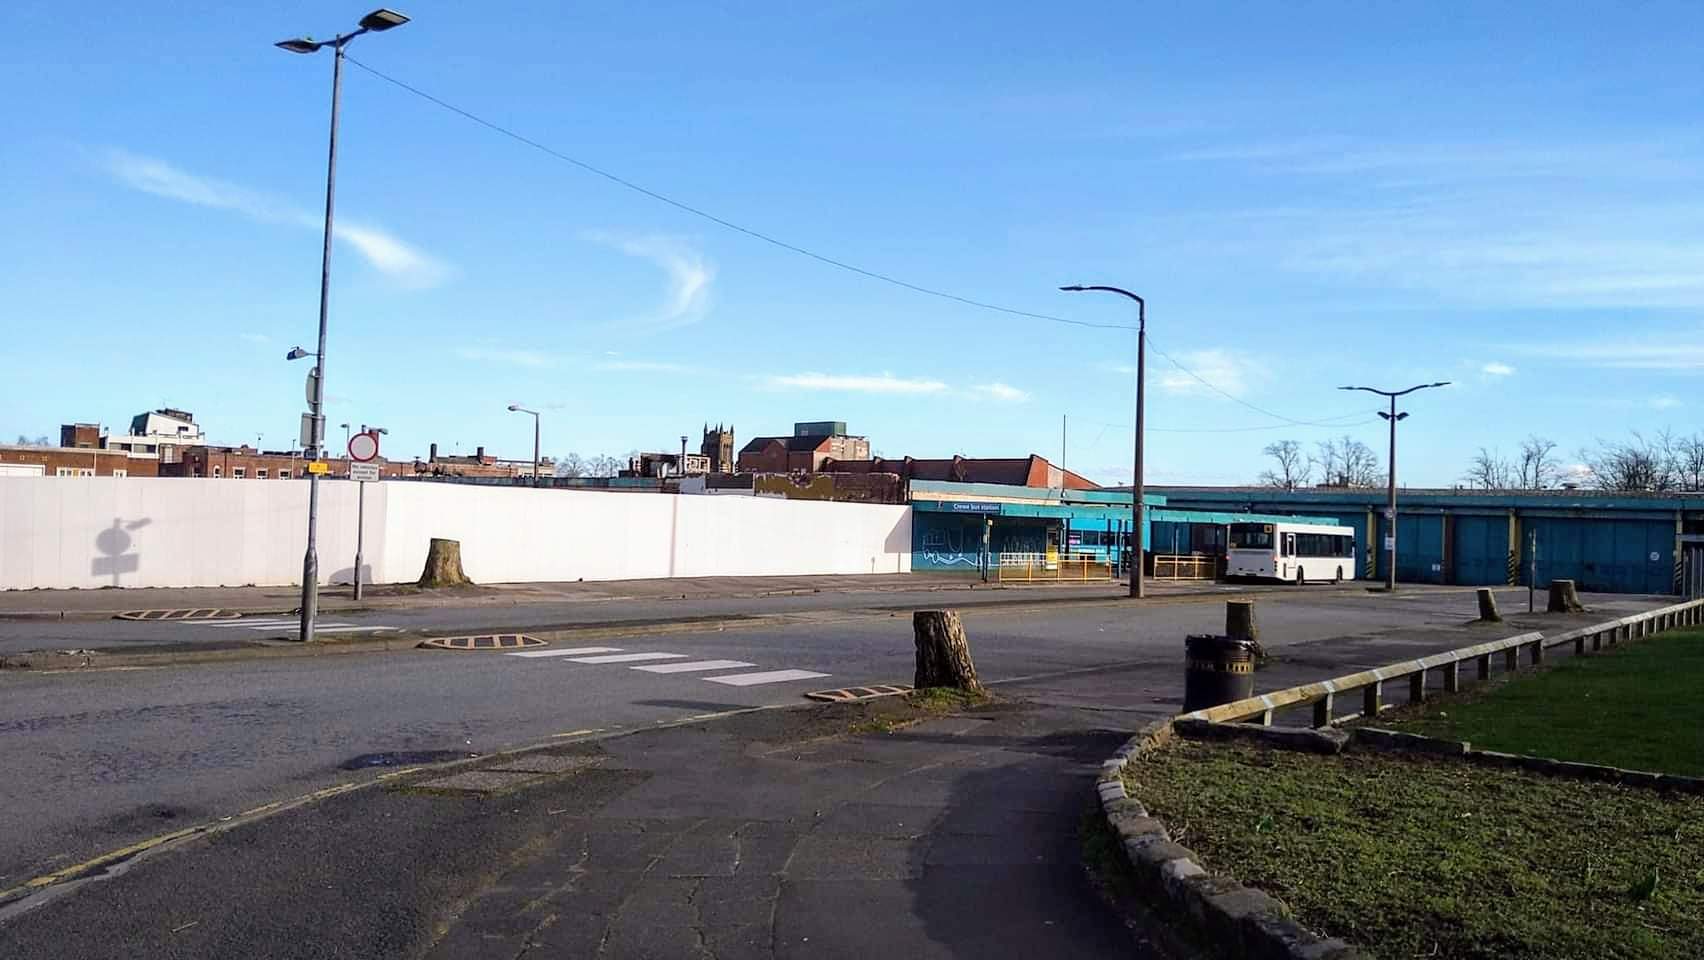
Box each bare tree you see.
[1463,447,1514,489]
[1312,435,1382,488]
[1257,440,1311,490]
[1669,432,1704,492]
[13,434,51,446]
[1515,435,1559,489]
[1580,432,1675,492]
[554,453,587,478]
[584,454,624,477]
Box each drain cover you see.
[115,609,243,622]
[804,684,913,703]
[418,634,546,651]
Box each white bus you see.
[1227,521,1357,584]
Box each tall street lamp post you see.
[1337,381,1451,591]
[508,405,541,486]
[1060,285,1146,599]
[277,8,410,643]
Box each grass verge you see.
[1372,627,1704,776]
[844,686,995,735]
[1128,740,1703,960]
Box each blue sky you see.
[3,1,1700,485]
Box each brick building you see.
[0,443,159,477]
[822,454,1099,490]
[160,446,408,480]
[414,443,549,479]
[737,421,870,473]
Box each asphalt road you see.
[0,587,1657,899]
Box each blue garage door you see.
[1525,517,1674,594]
[1452,515,1510,585]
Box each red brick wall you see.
[0,446,158,477]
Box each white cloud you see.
[1480,361,1515,377]
[100,148,447,287]
[973,382,1029,402]
[239,332,272,346]
[587,232,714,331]
[1156,349,1260,398]
[456,346,556,368]
[1650,394,1683,410]
[765,372,948,394]
[595,359,693,373]
[1516,341,1704,370]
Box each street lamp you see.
[277,8,410,643]
[1060,284,1147,599]
[507,405,541,486]
[1338,381,1451,591]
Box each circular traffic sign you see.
[348,431,380,462]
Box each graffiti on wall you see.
[919,526,978,567]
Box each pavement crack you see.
[593,820,706,958]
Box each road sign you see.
[299,413,323,448]
[304,367,319,405]
[307,461,330,476]
[348,431,380,462]
[349,462,380,483]
[1384,536,1396,551]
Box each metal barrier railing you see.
[1153,554,1216,581]
[1179,597,1704,728]
[998,552,1115,583]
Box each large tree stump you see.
[1225,599,1268,668]
[1547,579,1586,614]
[1476,588,1503,623]
[418,538,472,588]
[913,610,983,692]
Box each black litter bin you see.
[1184,634,1256,712]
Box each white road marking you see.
[567,652,689,664]
[250,622,354,631]
[310,625,398,634]
[705,669,831,686]
[197,619,301,628]
[630,659,756,674]
[506,646,624,659]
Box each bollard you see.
[1183,634,1256,712]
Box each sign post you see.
[347,431,381,600]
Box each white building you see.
[105,408,204,463]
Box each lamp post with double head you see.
[277,8,410,642]
[1060,285,1146,599]
[1337,381,1451,591]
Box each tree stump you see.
[913,610,983,692]
[1547,579,1586,614]
[1475,588,1503,623]
[418,538,472,588]
[1225,599,1268,668]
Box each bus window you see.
[1283,533,1295,557]
[1229,525,1273,549]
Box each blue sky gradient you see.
[4,1,1700,484]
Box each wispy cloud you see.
[456,346,557,368]
[973,382,1029,402]
[1650,394,1683,410]
[1481,361,1515,377]
[1515,340,1704,370]
[764,372,948,394]
[595,359,694,373]
[239,332,273,346]
[587,232,714,331]
[100,148,448,287]
[1155,349,1260,398]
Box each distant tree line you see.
[1256,436,1382,490]
[14,434,52,446]
[554,451,636,478]
[1256,430,1704,493]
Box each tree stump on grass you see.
[1547,579,1586,614]
[1225,599,1268,667]
[913,610,983,692]
[418,538,472,588]
[1476,588,1503,623]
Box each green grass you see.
[1374,627,1704,776]
[1128,741,1704,960]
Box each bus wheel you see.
[1334,567,1343,584]
[1295,567,1305,585]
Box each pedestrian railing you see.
[997,552,1114,583]
[1179,597,1704,728]
[1152,554,1216,581]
